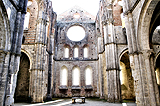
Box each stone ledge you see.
[59,85,68,90]
[85,85,93,90]
[71,85,81,90]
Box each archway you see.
[14,52,30,102]
[0,2,11,105]
[119,51,135,101]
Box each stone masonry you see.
[0,0,160,106]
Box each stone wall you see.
[53,6,99,98]
[54,61,98,97]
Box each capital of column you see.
[142,49,155,58]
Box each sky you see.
[51,0,100,17]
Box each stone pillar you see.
[122,0,160,105]
[47,17,56,100]
[5,0,28,104]
[0,52,10,106]
[141,50,159,106]
[103,5,121,102]
[30,8,48,102]
[98,37,105,98]
[124,12,145,105]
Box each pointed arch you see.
[137,0,160,50]
[119,50,135,100]
[15,52,30,102]
[21,49,32,69]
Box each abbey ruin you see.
[0,0,160,106]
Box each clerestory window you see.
[64,45,69,58]
[74,46,79,58]
[83,45,88,58]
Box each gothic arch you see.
[119,50,135,100]
[21,49,32,69]
[119,48,128,61]
[14,52,30,102]
[137,0,159,50]
[0,1,11,105]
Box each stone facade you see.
[0,0,160,106]
[53,6,98,98]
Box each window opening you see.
[84,46,88,58]
[64,46,69,58]
[74,46,79,58]
[24,12,30,30]
[61,67,68,86]
[85,66,92,85]
[72,67,80,86]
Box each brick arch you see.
[137,0,159,50]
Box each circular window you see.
[67,26,85,41]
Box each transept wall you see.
[0,0,160,106]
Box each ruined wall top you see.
[57,6,95,23]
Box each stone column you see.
[47,13,55,100]
[0,52,10,106]
[124,12,145,106]
[142,50,159,106]
[30,8,48,102]
[122,0,160,105]
[103,5,121,102]
[98,37,104,98]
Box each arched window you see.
[60,66,68,86]
[64,45,69,58]
[74,46,79,58]
[85,66,92,85]
[24,12,30,30]
[83,45,88,58]
[72,66,80,86]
